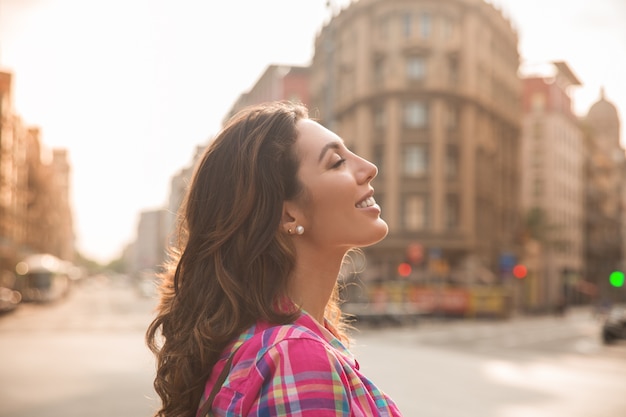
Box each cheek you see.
[309,180,352,219]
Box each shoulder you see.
[239,322,334,365]
[261,327,340,366]
[230,322,346,384]
[262,322,325,345]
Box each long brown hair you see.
[146,101,348,417]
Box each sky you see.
[0,0,625,264]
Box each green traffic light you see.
[609,271,625,288]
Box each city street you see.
[354,311,626,417]
[1,276,625,417]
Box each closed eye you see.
[331,158,346,169]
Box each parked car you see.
[602,305,626,344]
[0,286,21,313]
[0,272,21,313]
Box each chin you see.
[359,219,389,248]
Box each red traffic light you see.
[512,264,527,279]
[398,262,412,277]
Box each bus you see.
[14,254,73,302]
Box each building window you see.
[445,194,459,230]
[420,13,432,39]
[533,179,544,197]
[403,144,428,177]
[378,15,390,41]
[404,101,428,128]
[448,56,459,86]
[406,56,426,81]
[373,58,385,86]
[373,144,385,177]
[531,153,541,168]
[446,104,458,130]
[446,146,458,179]
[339,71,355,100]
[402,12,412,38]
[403,194,429,230]
[373,105,386,130]
[442,16,454,40]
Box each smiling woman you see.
[146,101,402,417]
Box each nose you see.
[356,156,378,184]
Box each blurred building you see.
[125,145,205,276]
[583,88,624,301]
[0,71,24,275]
[129,208,171,275]
[23,131,74,261]
[48,149,74,260]
[519,62,584,311]
[166,145,205,242]
[0,70,74,288]
[309,0,522,285]
[224,64,311,122]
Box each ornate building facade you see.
[309,0,522,287]
[583,89,624,301]
[520,62,585,311]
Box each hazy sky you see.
[1,0,625,263]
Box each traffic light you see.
[609,271,625,288]
[398,262,412,278]
[512,264,527,279]
[406,243,424,265]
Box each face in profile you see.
[287,119,388,252]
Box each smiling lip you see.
[356,191,378,209]
[356,196,376,209]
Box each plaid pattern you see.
[197,312,403,416]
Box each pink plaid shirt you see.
[197,311,403,416]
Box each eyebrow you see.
[318,141,343,163]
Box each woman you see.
[146,101,403,416]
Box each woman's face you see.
[288,119,388,251]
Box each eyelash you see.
[331,158,346,169]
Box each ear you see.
[281,200,301,234]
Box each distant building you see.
[223,64,310,123]
[583,89,624,301]
[520,62,584,311]
[131,208,171,274]
[166,145,205,244]
[126,144,205,276]
[310,0,522,285]
[0,70,74,286]
[22,130,75,261]
[49,149,75,261]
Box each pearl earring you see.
[295,225,304,235]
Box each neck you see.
[288,248,346,324]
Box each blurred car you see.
[135,269,159,298]
[0,271,21,313]
[602,305,626,344]
[14,254,72,302]
[0,286,22,313]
